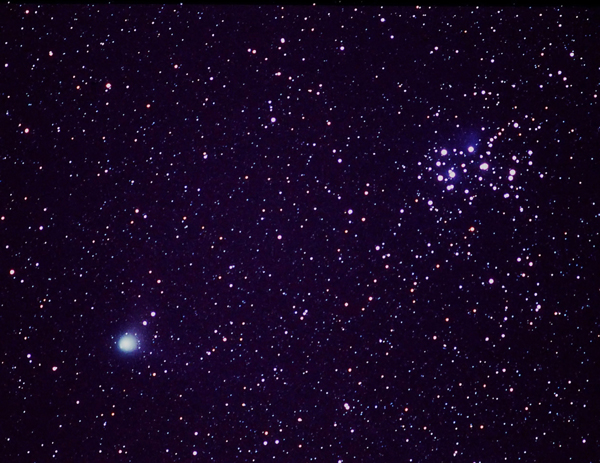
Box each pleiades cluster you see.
[2,5,599,462]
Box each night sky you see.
[2,5,600,462]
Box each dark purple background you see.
[2,5,599,462]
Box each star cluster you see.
[2,5,599,462]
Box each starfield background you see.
[1,5,599,462]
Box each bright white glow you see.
[437,175,444,181]
[446,184,454,191]
[514,122,519,128]
[347,209,353,215]
[480,163,489,170]
[118,334,138,353]
[488,278,494,284]
[441,149,448,155]
[270,117,276,123]
[468,146,474,153]
[448,170,456,178]
[509,169,516,176]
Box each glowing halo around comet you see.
[118,334,138,353]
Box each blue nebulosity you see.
[2,5,599,462]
